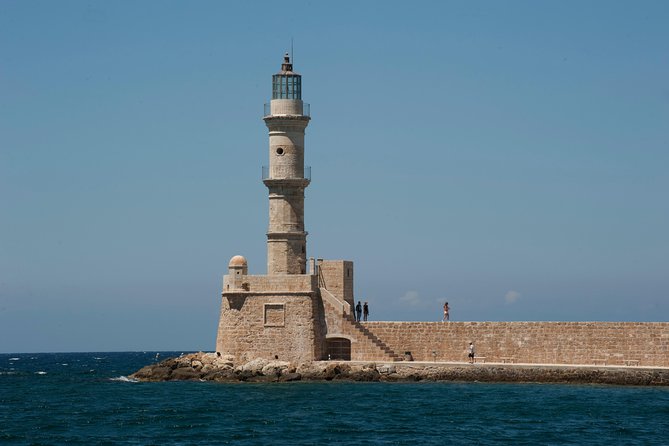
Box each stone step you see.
[321,291,400,361]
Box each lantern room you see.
[272,53,302,100]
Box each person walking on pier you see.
[442,302,450,321]
[363,302,369,321]
[355,301,362,322]
[468,342,475,364]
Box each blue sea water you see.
[1,352,668,445]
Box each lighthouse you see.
[263,53,311,275]
[218,53,376,364]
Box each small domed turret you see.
[229,255,248,268]
[228,255,248,276]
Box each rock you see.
[241,358,269,374]
[214,358,234,368]
[205,369,236,382]
[131,365,172,381]
[200,353,217,364]
[378,365,396,374]
[280,372,302,382]
[323,363,349,380]
[261,361,292,376]
[296,362,326,379]
[175,356,193,368]
[353,368,380,382]
[236,369,255,381]
[129,354,669,386]
[171,367,202,381]
[191,360,204,370]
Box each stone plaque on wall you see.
[264,303,285,327]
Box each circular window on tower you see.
[276,147,284,156]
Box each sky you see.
[1,1,668,353]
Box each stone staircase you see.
[344,311,402,361]
[320,288,401,361]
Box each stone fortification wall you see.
[363,322,669,367]
[217,292,324,364]
[218,274,324,364]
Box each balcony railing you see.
[262,165,311,181]
[263,102,310,118]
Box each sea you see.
[1,352,668,445]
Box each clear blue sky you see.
[1,1,668,353]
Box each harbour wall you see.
[363,322,669,367]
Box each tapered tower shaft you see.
[263,54,311,275]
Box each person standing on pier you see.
[363,302,369,321]
[355,301,362,322]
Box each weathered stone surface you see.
[131,353,669,386]
[132,365,172,381]
[262,360,293,376]
[362,321,669,367]
[280,372,302,382]
[240,358,269,374]
[217,275,323,365]
[171,367,203,381]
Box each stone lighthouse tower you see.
[263,53,311,275]
[218,53,397,364]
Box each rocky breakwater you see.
[130,352,669,386]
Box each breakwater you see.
[130,352,669,386]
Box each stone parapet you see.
[223,274,318,294]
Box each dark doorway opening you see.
[326,338,351,360]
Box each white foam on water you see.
[9,357,20,361]
[35,371,47,375]
[93,357,105,360]
[110,375,138,383]
[61,363,68,366]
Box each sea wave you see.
[9,357,20,361]
[35,371,47,375]
[110,376,138,383]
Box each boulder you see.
[191,360,204,370]
[261,361,292,376]
[241,358,269,374]
[204,369,236,382]
[131,365,172,381]
[214,358,234,368]
[294,362,324,380]
[378,364,396,374]
[171,367,202,381]
[280,372,302,382]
